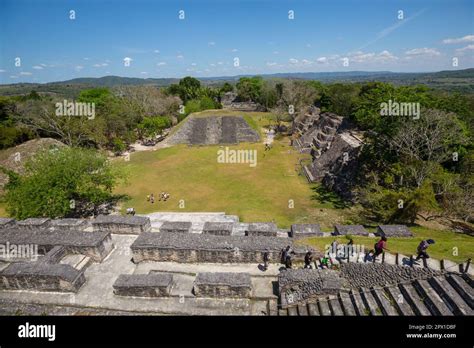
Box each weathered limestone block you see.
[376,225,413,238]
[193,272,252,298]
[113,273,174,297]
[334,224,369,236]
[51,218,89,231]
[0,218,16,229]
[16,218,51,230]
[245,222,277,237]
[131,232,290,263]
[290,224,323,238]
[202,222,233,236]
[92,215,151,234]
[0,228,113,262]
[0,262,85,292]
[160,221,192,233]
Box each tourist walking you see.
[367,236,389,262]
[415,239,435,260]
[304,251,313,269]
[281,246,291,264]
[263,250,270,271]
[150,193,155,204]
[285,254,293,269]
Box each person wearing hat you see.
[415,239,435,260]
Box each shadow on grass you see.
[310,185,351,209]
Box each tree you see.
[137,116,171,139]
[4,147,121,219]
[236,76,263,102]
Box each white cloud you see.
[10,76,18,79]
[0,69,6,73]
[442,35,474,44]
[210,63,216,67]
[231,48,238,52]
[154,49,160,53]
[208,41,216,46]
[273,51,279,55]
[20,71,32,75]
[455,44,474,54]
[157,62,167,66]
[75,65,84,71]
[316,57,328,64]
[176,54,184,59]
[405,47,441,57]
[191,63,197,66]
[123,57,133,63]
[306,43,312,48]
[32,65,44,70]
[266,62,277,66]
[289,58,298,64]
[301,59,312,65]
[217,61,223,65]
[83,58,90,61]
[140,72,148,75]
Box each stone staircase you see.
[269,273,473,316]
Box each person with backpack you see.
[415,239,435,260]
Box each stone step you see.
[339,292,356,316]
[410,256,424,269]
[297,304,308,316]
[318,299,332,316]
[349,289,368,316]
[307,302,320,316]
[425,258,441,271]
[447,274,474,309]
[442,259,461,273]
[399,283,431,316]
[267,299,278,316]
[60,254,91,271]
[287,306,298,316]
[278,309,288,316]
[360,288,382,316]
[371,286,398,316]
[428,277,473,316]
[382,252,397,265]
[413,279,453,316]
[385,285,415,316]
[328,297,344,316]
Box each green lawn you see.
[296,226,473,263]
[114,138,351,228]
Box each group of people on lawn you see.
[147,192,170,204]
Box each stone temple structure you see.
[292,106,364,200]
[0,212,472,316]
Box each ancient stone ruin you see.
[292,106,364,200]
[167,115,260,145]
[334,224,369,236]
[193,272,252,298]
[0,213,471,316]
[376,225,413,238]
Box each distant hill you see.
[52,75,179,87]
[1,68,473,96]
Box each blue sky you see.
[0,0,473,83]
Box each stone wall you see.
[334,225,369,236]
[376,225,413,237]
[202,222,233,236]
[16,218,51,230]
[92,215,151,234]
[0,246,86,293]
[113,273,174,297]
[131,232,290,263]
[160,221,192,233]
[245,222,277,237]
[0,228,113,262]
[290,224,323,238]
[193,272,252,298]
